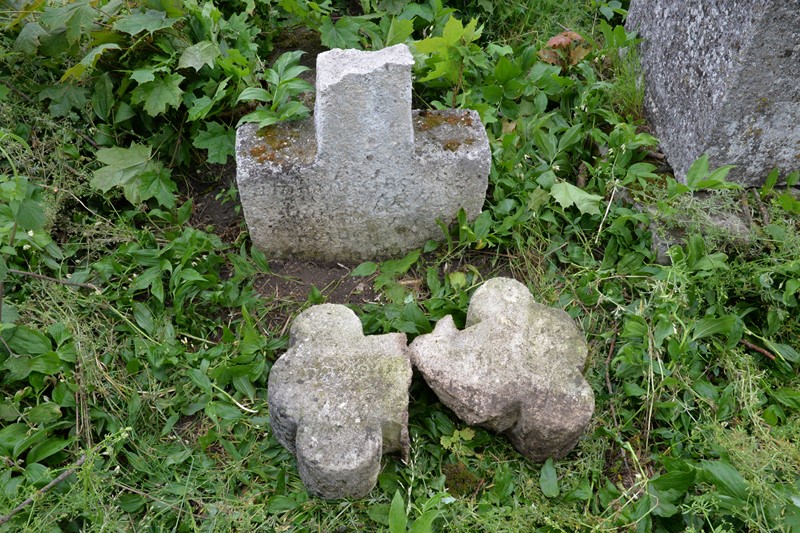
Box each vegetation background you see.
[1,0,799,531]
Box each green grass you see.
[1,0,800,531]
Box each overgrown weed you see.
[1,0,799,531]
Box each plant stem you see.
[8,269,100,291]
[0,454,88,526]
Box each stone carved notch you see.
[235,44,491,262]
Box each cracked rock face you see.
[267,304,412,499]
[409,277,594,461]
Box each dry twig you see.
[740,338,776,361]
[0,455,88,526]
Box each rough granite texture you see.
[235,44,491,262]
[627,0,800,186]
[409,278,594,461]
[267,304,412,499]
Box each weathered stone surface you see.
[235,44,490,262]
[627,1,800,186]
[267,304,412,499]
[409,278,594,461]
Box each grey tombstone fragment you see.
[409,278,594,461]
[267,304,412,499]
[235,44,491,262]
[627,0,800,186]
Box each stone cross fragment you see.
[627,0,800,186]
[235,44,491,262]
[409,278,594,461]
[267,304,412,499]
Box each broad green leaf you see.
[320,16,362,49]
[441,15,465,45]
[276,100,310,121]
[25,402,61,424]
[130,68,158,84]
[132,301,155,335]
[410,510,439,533]
[118,493,145,513]
[386,17,414,46]
[15,197,46,231]
[494,55,522,85]
[7,326,52,355]
[700,461,748,501]
[114,9,179,35]
[92,73,114,121]
[685,154,709,190]
[38,84,88,118]
[772,388,800,410]
[26,437,71,464]
[557,123,584,152]
[137,168,176,208]
[367,503,391,526]
[237,87,272,104]
[193,123,235,165]
[550,182,603,216]
[178,41,220,71]
[539,457,560,497]
[130,73,184,117]
[61,43,120,81]
[389,490,407,533]
[187,96,214,122]
[272,50,306,76]
[40,0,95,46]
[690,315,736,342]
[533,129,558,161]
[14,21,47,55]
[0,424,29,454]
[267,494,299,513]
[24,462,51,486]
[351,262,378,277]
[650,468,696,493]
[90,143,152,193]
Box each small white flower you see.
[608,148,615,155]
[132,273,138,278]
[66,273,72,279]
[191,261,198,267]
[27,230,34,237]
[22,244,31,251]
[620,144,627,152]
[553,165,561,171]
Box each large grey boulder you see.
[267,304,412,499]
[409,278,594,461]
[235,44,490,262]
[627,0,800,186]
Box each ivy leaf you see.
[39,0,95,46]
[539,457,560,498]
[14,22,48,55]
[91,143,152,193]
[320,16,362,49]
[61,43,121,82]
[386,17,414,46]
[193,122,235,165]
[138,168,177,209]
[114,9,180,35]
[550,181,603,216]
[37,84,88,118]
[130,73,185,117]
[178,41,220,71]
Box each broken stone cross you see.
[235,44,491,262]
